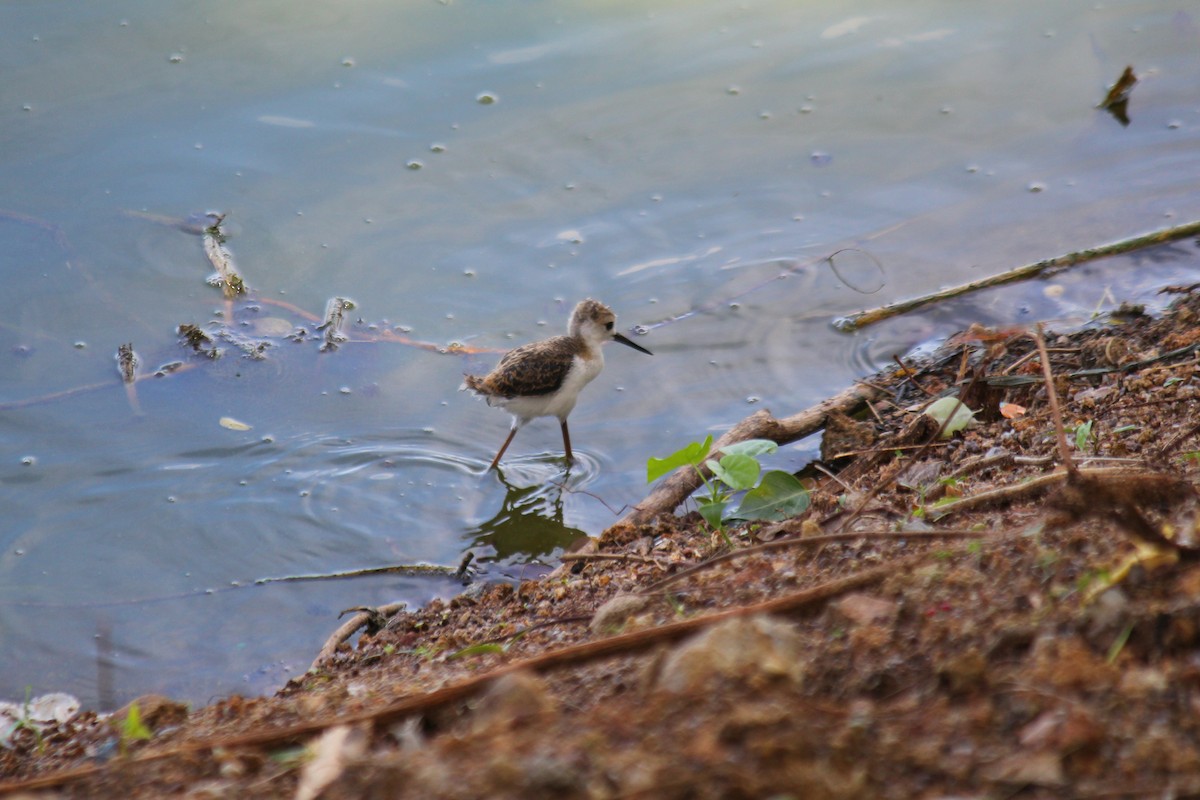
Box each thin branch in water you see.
[836,219,1200,331]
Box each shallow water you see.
[1,0,1198,709]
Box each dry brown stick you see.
[927,470,1066,519]
[1035,324,1077,477]
[1154,418,1200,461]
[623,384,883,527]
[892,355,935,397]
[640,530,987,594]
[312,602,408,668]
[0,555,922,795]
[926,466,1163,520]
[558,552,667,567]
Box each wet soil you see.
[6,290,1200,799]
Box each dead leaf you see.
[295,724,368,800]
[1000,402,1026,419]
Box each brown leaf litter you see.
[7,290,1200,798]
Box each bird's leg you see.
[489,426,520,470]
[561,419,573,463]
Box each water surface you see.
[1,0,1197,708]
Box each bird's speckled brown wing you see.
[470,336,577,398]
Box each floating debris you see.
[203,220,246,300]
[116,342,143,415]
[178,324,220,358]
[317,297,357,352]
[1098,65,1137,127]
[115,343,139,384]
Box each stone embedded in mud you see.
[590,593,651,635]
[469,670,555,734]
[113,694,189,733]
[654,614,805,695]
[833,593,899,628]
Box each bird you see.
[463,299,652,469]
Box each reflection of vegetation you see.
[464,475,587,561]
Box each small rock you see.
[833,593,898,627]
[1018,707,1102,751]
[1119,665,1169,697]
[654,614,805,694]
[980,751,1065,786]
[1084,587,1130,640]
[590,594,650,635]
[470,670,554,733]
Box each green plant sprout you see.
[1070,419,1095,453]
[647,436,810,539]
[117,700,153,756]
[1,688,44,753]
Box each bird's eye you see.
[605,321,614,331]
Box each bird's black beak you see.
[614,332,653,355]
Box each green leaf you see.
[122,701,153,743]
[718,439,778,458]
[448,642,506,660]
[734,470,810,521]
[923,396,977,439]
[707,453,760,491]
[698,499,727,529]
[647,435,713,483]
[1073,420,1093,451]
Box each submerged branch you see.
[835,219,1200,331]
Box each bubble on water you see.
[406,160,423,170]
[20,456,35,466]
[430,143,446,153]
[1027,182,1046,193]
[476,92,498,105]
[168,53,184,64]
[810,151,832,167]
[726,85,741,95]
[341,57,356,67]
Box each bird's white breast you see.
[501,351,603,422]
